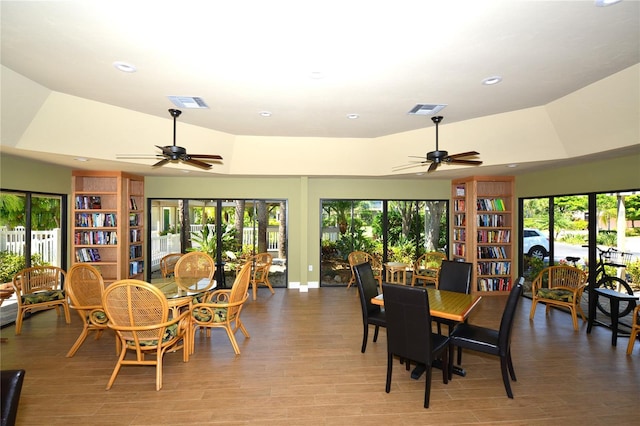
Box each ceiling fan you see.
[394,116,482,173]
[117,109,223,170]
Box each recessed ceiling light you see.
[113,61,137,73]
[74,157,89,162]
[259,111,272,117]
[416,172,425,176]
[595,0,622,7]
[482,76,503,86]
[507,164,518,168]
[347,114,359,119]
[310,71,325,79]
[181,170,191,174]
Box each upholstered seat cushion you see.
[416,269,437,277]
[536,288,574,303]
[126,324,179,347]
[192,307,230,323]
[21,290,65,305]
[89,310,108,325]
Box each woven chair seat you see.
[21,290,65,305]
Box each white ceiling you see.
[1,0,639,178]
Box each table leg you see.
[610,298,620,346]
[587,289,596,334]
[410,361,466,379]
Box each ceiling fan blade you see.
[428,162,439,172]
[116,154,160,159]
[447,151,480,159]
[152,158,170,168]
[184,158,213,169]
[447,159,483,165]
[156,145,173,155]
[188,154,223,160]
[392,161,428,171]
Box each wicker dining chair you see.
[65,263,111,357]
[190,261,252,355]
[248,252,274,300]
[348,251,383,292]
[626,304,640,355]
[102,279,190,391]
[174,251,216,292]
[160,253,183,278]
[12,266,70,335]
[411,252,447,287]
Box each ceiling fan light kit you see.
[394,115,482,173]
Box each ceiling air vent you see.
[408,104,447,115]
[167,96,209,109]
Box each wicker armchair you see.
[248,252,274,300]
[12,266,70,335]
[102,279,190,391]
[529,265,588,330]
[65,264,111,357]
[160,253,183,278]
[626,304,640,355]
[348,251,383,291]
[174,252,215,292]
[411,252,447,287]
[190,261,252,355]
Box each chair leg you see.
[570,307,579,331]
[627,327,639,355]
[385,352,393,393]
[441,348,448,385]
[447,343,454,381]
[361,323,369,353]
[66,326,90,357]
[423,363,432,408]
[507,350,517,381]
[500,355,514,398]
[373,324,379,342]
[14,308,24,335]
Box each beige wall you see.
[2,152,638,285]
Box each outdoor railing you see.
[0,228,61,265]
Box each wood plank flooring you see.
[1,287,639,425]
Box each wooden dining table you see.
[372,287,482,377]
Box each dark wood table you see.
[372,288,482,377]
[587,287,639,346]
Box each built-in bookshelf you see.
[451,176,515,296]
[71,171,145,283]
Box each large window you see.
[148,198,287,288]
[320,199,448,286]
[519,190,639,291]
[0,190,66,283]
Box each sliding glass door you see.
[320,198,448,286]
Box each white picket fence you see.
[0,227,61,265]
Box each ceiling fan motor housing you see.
[426,150,448,163]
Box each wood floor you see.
[1,287,639,425]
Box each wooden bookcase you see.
[71,171,145,284]
[451,176,514,295]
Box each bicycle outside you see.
[566,245,634,317]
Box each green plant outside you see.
[0,252,47,283]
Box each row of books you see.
[130,245,142,259]
[477,229,511,243]
[477,278,511,292]
[75,195,102,210]
[476,198,507,211]
[75,213,116,227]
[477,261,511,275]
[74,231,117,245]
[75,248,101,262]
[454,199,466,211]
[477,246,508,259]
[129,213,140,226]
[453,229,466,241]
[453,214,466,226]
[477,214,506,227]
[129,229,142,243]
[452,243,466,257]
[129,197,138,210]
[129,261,144,275]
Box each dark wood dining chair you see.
[1,369,25,426]
[382,283,449,409]
[353,262,386,353]
[434,260,473,363]
[448,279,524,398]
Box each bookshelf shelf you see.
[71,171,145,284]
[451,176,515,296]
